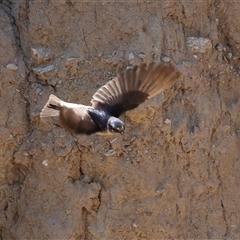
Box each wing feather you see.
[91,62,181,117]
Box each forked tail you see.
[40,94,62,118]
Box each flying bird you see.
[40,62,180,135]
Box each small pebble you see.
[132,223,138,228]
[42,159,49,166]
[33,65,55,75]
[216,43,224,52]
[128,53,135,60]
[186,37,212,54]
[126,66,133,70]
[49,78,58,86]
[110,137,118,143]
[104,149,115,156]
[6,63,18,71]
[227,52,233,59]
[164,118,171,125]
[41,143,46,150]
[162,56,171,62]
[138,53,146,61]
[33,65,56,81]
[31,47,51,63]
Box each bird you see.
[40,62,181,135]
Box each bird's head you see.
[107,117,125,134]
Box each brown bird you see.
[40,62,180,135]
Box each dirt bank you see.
[1,1,240,239]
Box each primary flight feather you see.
[40,62,181,135]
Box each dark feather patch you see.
[94,91,149,117]
[48,104,60,110]
[87,108,110,131]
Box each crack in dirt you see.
[214,75,229,237]
[216,165,229,237]
[0,2,34,232]
[82,27,90,54]
[2,2,32,128]
[81,207,88,239]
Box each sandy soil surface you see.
[1,1,240,239]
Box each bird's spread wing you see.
[59,103,97,134]
[91,62,181,117]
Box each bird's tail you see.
[40,94,62,118]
